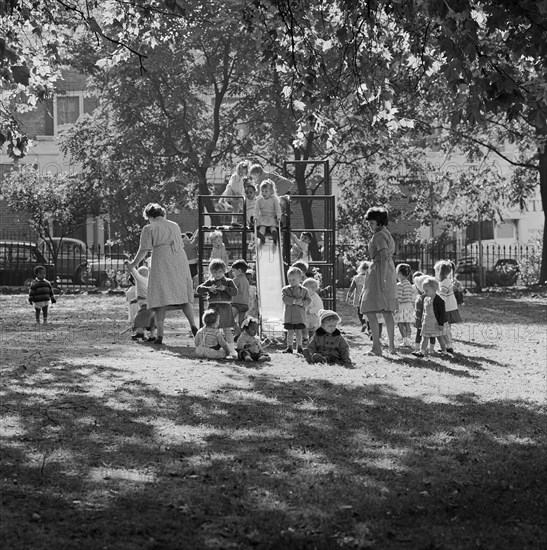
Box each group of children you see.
[347,258,463,357]
[193,256,352,366]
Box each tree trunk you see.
[293,144,321,261]
[538,144,547,284]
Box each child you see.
[281,266,312,353]
[412,273,436,353]
[412,276,447,357]
[127,264,157,342]
[28,265,56,324]
[182,230,199,284]
[394,263,414,347]
[303,309,353,367]
[231,259,251,334]
[346,261,369,331]
[196,259,238,356]
[449,260,465,306]
[209,230,230,266]
[125,275,139,328]
[302,277,323,343]
[194,309,231,359]
[244,183,258,229]
[435,260,462,354]
[290,231,313,264]
[254,179,281,245]
[236,317,271,362]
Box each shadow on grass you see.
[1,363,546,550]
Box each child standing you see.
[231,259,251,334]
[412,276,447,357]
[182,230,199,285]
[28,265,56,324]
[394,263,414,347]
[435,260,462,354]
[281,266,312,354]
[302,277,324,343]
[254,179,281,245]
[194,309,231,359]
[127,264,157,342]
[290,232,313,264]
[346,261,369,331]
[244,184,258,229]
[196,259,238,357]
[412,274,436,353]
[236,317,271,362]
[303,309,353,367]
[209,230,230,266]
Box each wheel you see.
[97,273,113,288]
[73,265,86,285]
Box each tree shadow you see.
[1,363,545,549]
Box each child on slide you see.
[254,179,281,245]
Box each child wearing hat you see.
[303,309,353,367]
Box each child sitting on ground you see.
[302,277,323,344]
[236,317,271,362]
[127,264,157,342]
[194,309,232,359]
[303,309,353,367]
[196,259,238,357]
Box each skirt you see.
[394,303,414,324]
[446,309,462,324]
[210,302,235,328]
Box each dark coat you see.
[307,327,351,364]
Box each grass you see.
[0,290,546,549]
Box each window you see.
[44,93,96,136]
[496,223,515,239]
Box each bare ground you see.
[0,290,545,549]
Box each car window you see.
[12,246,34,262]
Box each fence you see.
[335,241,540,289]
[0,233,131,289]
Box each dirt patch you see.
[1,291,546,549]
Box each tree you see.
[0,164,103,264]
[245,0,547,282]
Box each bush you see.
[518,232,543,285]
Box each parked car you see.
[38,237,88,282]
[38,237,130,287]
[0,241,57,287]
[76,255,130,288]
[484,258,520,286]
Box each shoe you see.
[191,326,198,337]
[282,347,293,354]
[256,232,265,244]
[271,229,279,244]
[154,336,163,345]
[244,356,253,362]
[131,333,145,341]
[146,337,157,342]
[43,319,48,324]
[446,348,454,354]
[297,346,304,354]
[412,351,425,358]
[258,355,270,362]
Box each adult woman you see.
[126,203,198,345]
[359,207,398,356]
[218,161,249,222]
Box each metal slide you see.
[255,235,285,334]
